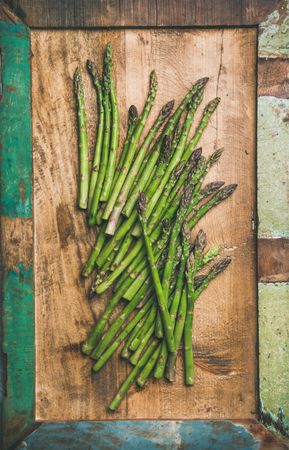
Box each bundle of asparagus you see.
[74,42,237,410]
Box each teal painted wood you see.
[16,421,261,450]
[0,20,32,218]
[0,19,34,450]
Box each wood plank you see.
[258,238,289,282]
[15,420,289,450]
[0,18,35,449]
[32,28,257,420]
[258,58,289,98]
[4,0,279,27]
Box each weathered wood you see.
[258,58,289,98]
[32,28,257,420]
[3,0,281,27]
[15,420,289,450]
[258,238,289,282]
[0,18,34,450]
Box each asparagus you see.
[184,230,206,385]
[101,43,119,201]
[105,99,174,233]
[74,68,89,209]
[81,226,106,277]
[88,51,112,225]
[94,138,173,270]
[109,338,159,411]
[101,71,158,224]
[154,223,190,378]
[137,193,175,353]
[188,184,238,229]
[120,307,152,359]
[137,345,162,388]
[92,298,153,372]
[130,323,155,365]
[117,105,138,172]
[184,257,232,385]
[86,60,105,212]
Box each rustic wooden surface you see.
[4,0,281,27]
[32,28,257,421]
[258,238,289,282]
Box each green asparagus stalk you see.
[74,68,89,209]
[142,88,205,222]
[183,97,221,160]
[154,223,191,378]
[95,138,173,271]
[86,60,105,212]
[120,307,152,359]
[188,184,238,229]
[129,304,157,352]
[184,230,208,386]
[184,256,231,385]
[92,298,153,372]
[101,71,158,223]
[101,43,119,201]
[109,338,159,411]
[112,233,134,268]
[130,322,155,365]
[81,226,106,277]
[91,281,154,360]
[117,105,138,172]
[137,345,162,388]
[105,99,174,233]
[137,193,175,353]
[88,52,112,224]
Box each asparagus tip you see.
[190,147,202,163]
[182,222,191,242]
[86,59,98,78]
[205,97,221,113]
[161,100,175,119]
[128,105,138,125]
[211,257,232,275]
[149,70,158,92]
[208,147,224,167]
[195,229,207,253]
[217,183,238,201]
[202,181,225,196]
[181,184,194,208]
[137,192,147,218]
[159,135,172,162]
[73,67,83,94]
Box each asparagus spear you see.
[81,226,106,277]
[137,193,175,353]
[92,298,153,372]
[74,68,89,209]
[137,345,162,388]
[101,71,158,223]
[184,230,206,385]
[120,307,152,359]
[88,50,112,225]
[86,60,105,212]
[105,99,174,233]
[154,223,191,378]
[101,43,119,201]
[109,338,159,411]
[117,105,138,172]
[184,256,232,385]
[95,137,173,269]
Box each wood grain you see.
[258,238,289,282]
[4,0,279,27]
[32,28,257,420]
[258,58,289,98]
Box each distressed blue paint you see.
[17,421,260,450]
[0,20,32,217]
[2,263,34,449]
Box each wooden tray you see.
[32,28,257,421]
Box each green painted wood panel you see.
[0,19,34,450]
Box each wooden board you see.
[32,28,257,421]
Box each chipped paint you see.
[259,0,289,58]
[0,20,31,217]
[259,283,289,438]
[258,96,289,238]
[16,421,261,450]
